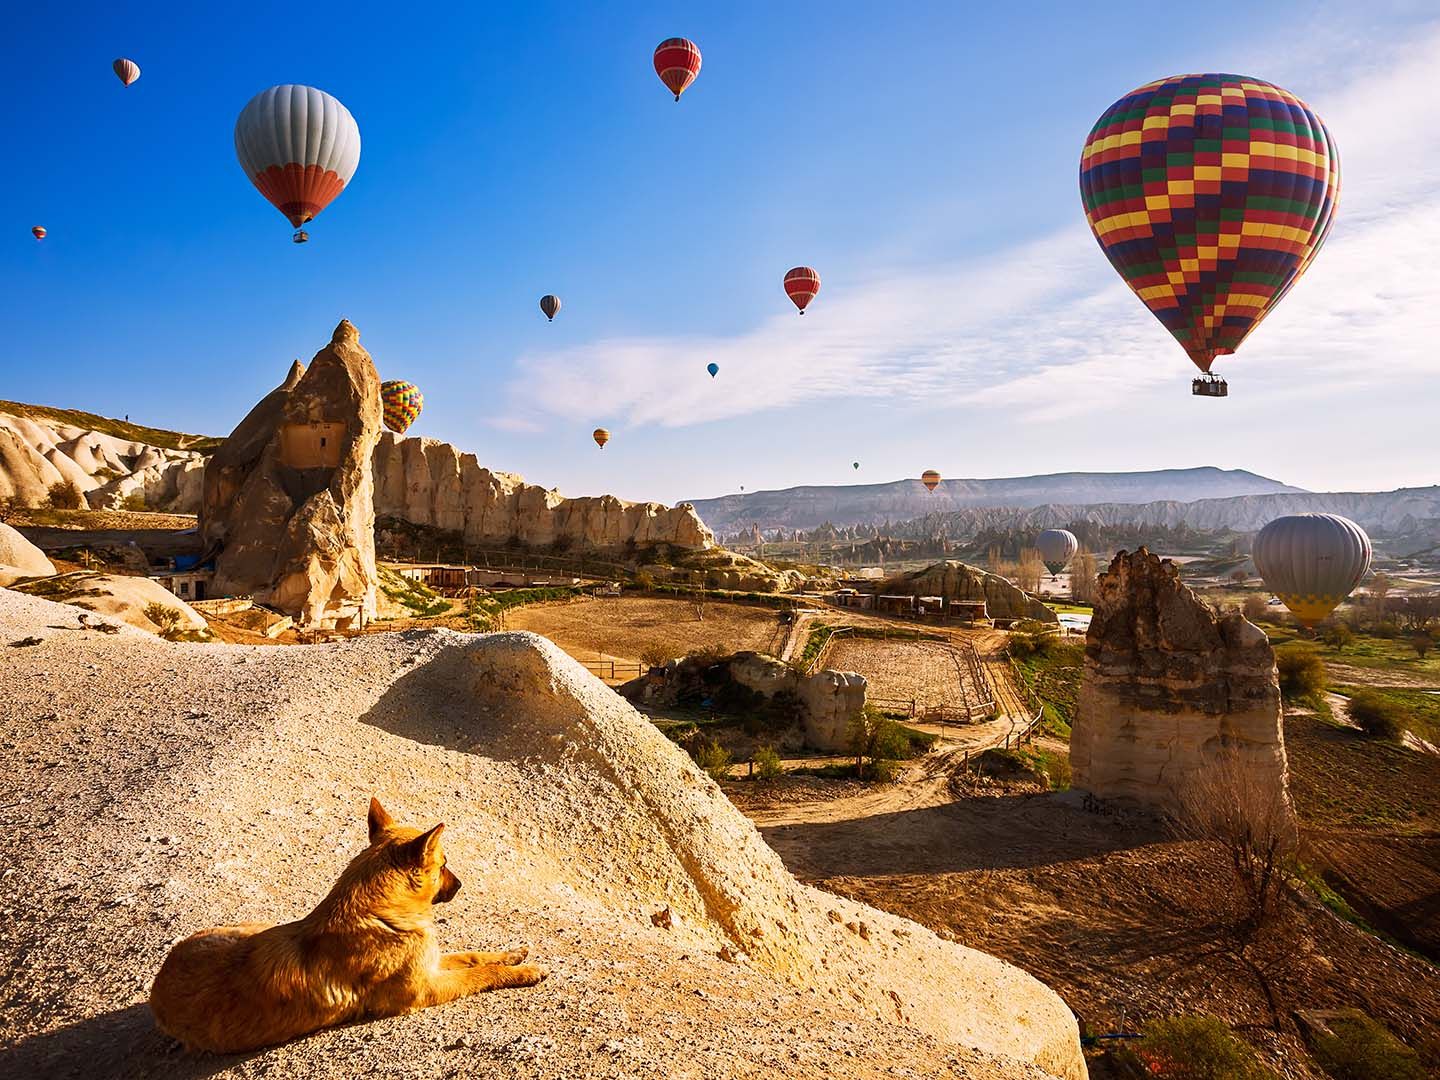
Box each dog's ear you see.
[403,823,445,866]
[368,797,394,842]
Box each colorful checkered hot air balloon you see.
[1079,75,1339,396]
[784,267,820,314]
[653,38,702,101]
[380,380,423,435]
[235,85,360,242]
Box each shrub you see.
[634,570,655,592]
[1412,632,1433,659]
[1374,619,1400,639]
[1322,623,1354,652]
[1347,690,1406,740]
[692,738,731,781]
[1242,595,1269,623]
[1275,644,1326,701]
[1309,1012,1427,1080]
[753,744,782,781]
[142,602,182,637]
[45,481,85,510]
[1130,1016,1276,1080]
[639,645,671,672]
[120,491,147,512]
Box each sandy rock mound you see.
[0,588,1083,1080]
[0,521,54,584]
[1070,547,1287,814]
[9,572,205,634]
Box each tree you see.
[1242,594,1269,624]
[1322,622,1354,652]
[45,481,84,510]
[0,495,22,524]
[1015,548,1045,594]
[1172,751,1298,1024]
[1274,645,1325,701]
[1230,569,1249,584]
[846,706,910,781]
[1070,548,1099,604]
[1413,632,1433,659]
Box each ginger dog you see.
[150,798,546,1052]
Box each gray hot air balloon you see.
[1251,513,1371,628]
[540,294,561,321]
[1036,529,1079,579]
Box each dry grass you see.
[506,595,784,665]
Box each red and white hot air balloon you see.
[112,58,141,86]
[784,266,821,314]
[234,85,360,241]
[653,38,702,101]
[31,226,46,241]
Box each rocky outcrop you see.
[9,571,206,634]
[0,522,55,585]
[372,433,714,552]
[620,650,866,753]
[878,561,1058,624]
[1070,548,1288,815]
[200,322,381,628]
[0,409,209,513]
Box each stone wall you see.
[1070,547,1288,816]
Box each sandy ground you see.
[0,587,1081,1080]
[826,638,973,714]
[507,596,785,666]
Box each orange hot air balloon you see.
[31,226,46,240]
[921,470,941,492]
[654,38,702,101]
[592,428,610,449]
[784,266,820,314]
[112,58,141,86]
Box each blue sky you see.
[3,1,1438,504]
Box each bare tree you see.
[1070,548,1099,604]
[1170,752,1298,1024]
[1015,548,1045,593]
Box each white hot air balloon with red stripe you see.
[784,266,821,314]
[234,85,360,241]
[653,38,702,101]
[112,58,141,86]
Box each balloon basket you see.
[1192,375,1227,397]
[292,230,309,244]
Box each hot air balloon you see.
[1080,75,1339,397]
[380,381,424,435]
[706,362,719,378]
[235,85,360,242]
[654,38,702,101]
[592,428,610,449]
[784,267,821,314]
[112,58,140,86]
[852,462,860,470]
[1252,513,1371,628]
[921,470,941,492]
[1036,529,1080,579]
[540,294,561,321]
[31,226,45,241]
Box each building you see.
[392,564,472,591]
[149,568,214,602]
[948,599,991,624]
[876,594,916,615]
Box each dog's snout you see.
[437,867,461,903]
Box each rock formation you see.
[0,522,55,584]
[619,650,866,752]
[0,407,209,513]
[372,432,714,552]
[9,571,206,634]
[878,560,1059,624]
[1070,547,1288,815]
[200,322,381,628]
[0,584,1087,1078]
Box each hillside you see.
[0,587,1083,1079]
[0,400,221,454]
[688,468,1303,534]
[877,486,1440,543]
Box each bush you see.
[1347,690,1407,740]
[1130,1016,1276,1079]
[753,744,782,780]
[1242,595,1269,623]
[142,602,183,638]
[639,645,671,672]
[45,481,85,510]
[1275,644,1326,701]
[1309,1011,1427,1080]
[1375,619,1400,639]
[1322,622,1354,652]
[1412,632,1433,659]
[692,738,731,781]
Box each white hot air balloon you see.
[112,58,141,86]
[234,85,360,240]
[1036,529,1079,579]
[1251,513,1372,628]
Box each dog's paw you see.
[512,963,548,986]
[500,947,528,965]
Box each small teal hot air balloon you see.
[706,362,719,378]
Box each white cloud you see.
[500,23,1440,449]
